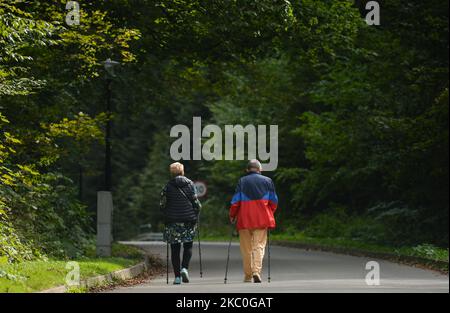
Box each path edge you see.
[272,240,449,275]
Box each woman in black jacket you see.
[160,162,201,284]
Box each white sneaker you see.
[181,268,190,283]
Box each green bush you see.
[302,207,389,245]
[5,173,92,260]
[410,244,449,261]
[1,112,97,263]
[0,217,36,263]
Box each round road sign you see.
[194,181,207,198]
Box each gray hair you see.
[247,159,262,172]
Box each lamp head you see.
[103,58,120,77]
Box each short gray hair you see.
[247,159,262,172]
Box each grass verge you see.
[0,243,144,293]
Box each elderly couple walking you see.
[160,160,278,285]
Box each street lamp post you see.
[103,58,119,191]
[97,58,119,257]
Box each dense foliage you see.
[0,0,139,261]
[1,0,448,263]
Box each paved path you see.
[107,241,448,293]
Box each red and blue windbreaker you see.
[229,172,278,230]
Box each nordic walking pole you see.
[197,216,203,278]
[224,220,235,284]
[268,228,271,283]
[166,241,169,284]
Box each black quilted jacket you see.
[160,176,200,223]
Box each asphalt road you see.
[108,241,449,293]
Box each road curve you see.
[106,241,448,293]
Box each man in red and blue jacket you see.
[229,159,278,283]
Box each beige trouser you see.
[239,228,267,277]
